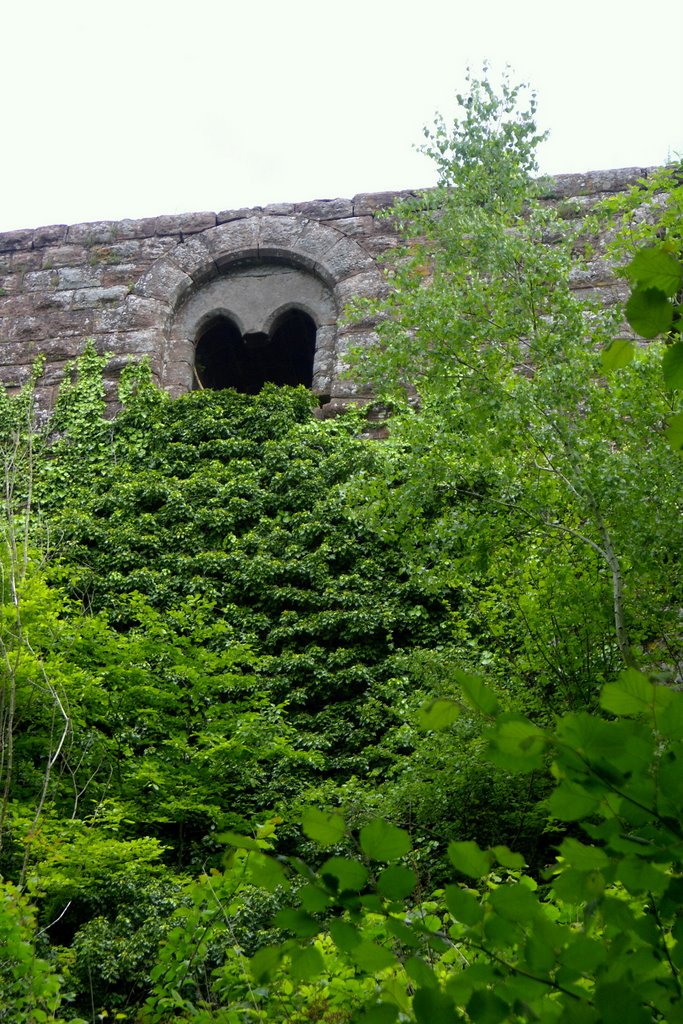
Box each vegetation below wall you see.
[2,72,683,1022]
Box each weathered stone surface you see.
[10,252,42,272]
[216,207,259,224]
[38,245,89,269]
[295,198,354,220]
[155,212,216,237]
[23,270,59,291]
[57,266,103,290]
[539,167,652,199]
[0,169,662,408]
[322,237,373,280]
[205,218,261,262]
[327,215,374,238]
[167,234,217,281]
[0,229,34,253]
[72,285,130,308]
[133,260,192,304]
[32,225,68,247]
[262,202,295,216]
[66,221,121,246]
[353,190,417,216]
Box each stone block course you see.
[0,169,657,408]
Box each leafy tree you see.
[347,69,683,696]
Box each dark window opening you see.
[194,310,316,394]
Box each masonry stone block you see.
[205,219,261,263]
[155,212,216,236]
[295,198,354,220]
[0,230,34,253]
[32,225,68,247]
[57,266,103,290]
[134,260,193,305]
[216,207,260,224]
[168,235,218,282]
[66,221,120,246]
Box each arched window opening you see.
[194,309,317,394]
[266,309,316,389]
[194,317,246,391]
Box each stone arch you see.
[126,215,384,399]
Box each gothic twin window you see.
[194,308,316,394]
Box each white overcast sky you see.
[2,0,681,232]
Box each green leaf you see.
[466,989,509,1024]
[290,943,325,982]
[455,669,500,717]
[377,864,417,900]
[558,837,609,871]
[351,940,397,973]
[274,908,321,938]
[249,945,283,982]
[547,781,600,822]
[445,884,484,925]
[405,956,439,988]
[247,851,289,892]
[486,714,546,771]
[662,342,683,389]
[599,669,667,717]
[354,1004,399,1024]
[447,840,491,878]
[418,697,461,731]
[491,845,526,870]
[601,339,635,371]
[626,286,674,338]
[301,807,346,846]
[320,856,368,892]
[626,247,683,297]
[360,820,412,862]
[488,883,540,922]
[329,919,362,952]
[665,411,683,452]
[298,884,331,914]
[218,831,261,851]
[412,986,456,1024]
[386,915,420,948]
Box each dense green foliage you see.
[1,71,681,1022]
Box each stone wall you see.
[0,167,650,410]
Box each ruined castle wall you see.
[0,168,649,408]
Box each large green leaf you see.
[320,856,368,892]
[486,714,546,771]
[249,945,283,983]
[289,944,325,982]
[447,840,491,878]
[412,986,456,1024]
[301,807,346,846]
[377,865,417,900]
[351,940,397,973]
[599,669,668,717]
[466,989,509,1024]
[626,247,683,297]
[665,410,683,452]
[601,339,635,371]
[418,697,461,731]
[273,908,321,938]
[662,342,683,389]
[329,919,362,952]
[455,669,500,717]
[247,851,290,892]
[360,820,412,862]
[626,286,674,338]
[445,884,484,925]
